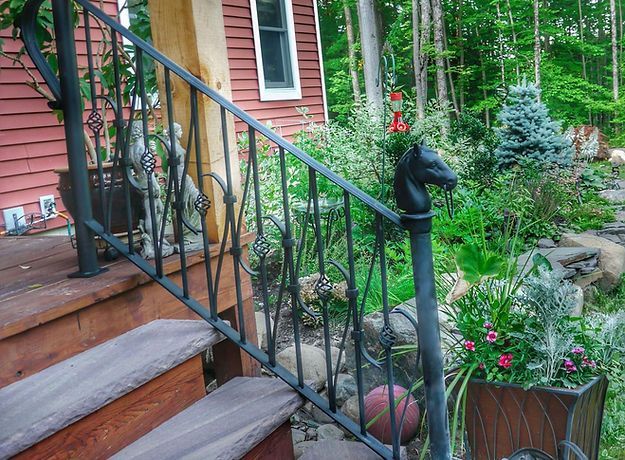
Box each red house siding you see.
[0,0,326,231]
[223,0,326,138]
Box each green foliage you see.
[495,82,574,168]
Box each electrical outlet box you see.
[39,195,56,218]
[3,206,25,232]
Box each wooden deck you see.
[0,235,253,341]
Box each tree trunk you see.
[496,1,506,84]
[344,0,361,104]
[413,0,425,118]
[611,0,619,101]
[505,0,520,82]
[534,0,541,93]
[357,0,383,111]
[458,0,465,108]
[431,0,448,111]
[442,14,459,116]
[578,0,587,80]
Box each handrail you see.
[37,0,402,227]
[20,0,62,102]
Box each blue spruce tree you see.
[495,82,573,168]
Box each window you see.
[251,0,302,101]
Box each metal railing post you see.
[403,213,451,460]
[52,0,104,277]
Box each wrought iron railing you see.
[20,1,453,458]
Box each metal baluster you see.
[110,27,134,251]
[248,127,276,363]
[135,47,163,277]
[163,70,190,298]
[219,107,247,343]
[279,147,305,388]
[377,215,400,459]
[309,168,337,412]
[189,88,217,318]
[343,191,367,434]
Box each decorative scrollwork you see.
[314,274,333,301]
[379,324,397,349]
[193,193,211,216]
[252,234,271,258]
[87,110,104,133]
[140,149,156,175]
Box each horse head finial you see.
[394,143,457,215]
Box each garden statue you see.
[128,121,174,259]
[165,123,204,252]
[394,142,458,214]
[393,141,458,459]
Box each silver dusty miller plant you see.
[588,310,625,366]
[516,268,579,385]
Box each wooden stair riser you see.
[1,254,253,388]
[15,355,206,460]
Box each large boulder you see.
[345,307,421,394]
[277,344,328,391]
[560,233,625,291]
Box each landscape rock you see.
[560,233,625,291]
[537,238,557,249]
[571,285,584,316]
[292,428,307,444]
[316,424,345,441]
[254,311,273,350]
[575,269,605,289]
[277,344,328,391]
[310,403,334,424]
[600,189,625,203]
[299,440,407,460]
[341,394,362,424]
[335,373,357,406]
[294,441,318,459]
[345,307,421,393]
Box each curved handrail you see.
[20,0,402,227]
[20,0,62,103]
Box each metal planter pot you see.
[465,376,608,460]
[56,163,142,235]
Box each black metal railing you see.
[20,1,452,458]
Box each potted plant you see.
[442,244,625,459]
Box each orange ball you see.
[364,385,420,445]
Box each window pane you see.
[260,29,293,88]
[257,0,285,28]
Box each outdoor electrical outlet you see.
[39,195,56,218]
[2,206,25,232]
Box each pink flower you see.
[564,359,577,373]
[479,362,485,370]
[582,356,597,369]
[572,346,585,355]
[486,331,498,343]
[498,353,513,369]
[483,322,493,329]
[464,340,476,352]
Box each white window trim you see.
[250,0,302,102]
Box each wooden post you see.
[148,1,259,380]
[148,0,241,242]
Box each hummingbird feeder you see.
[387,92,410,133]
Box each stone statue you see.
[165,122,204,252]
[128,121,174,259]
[394,142,458,215]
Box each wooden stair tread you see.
[0,319,224,458]
[113,377,303,460]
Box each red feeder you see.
[388,92,410,133]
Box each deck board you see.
[0,235,254,341]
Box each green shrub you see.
[496,82,574,168]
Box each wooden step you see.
[0,235,254,388]
[113,377,304,460]
[0,319,224,458]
